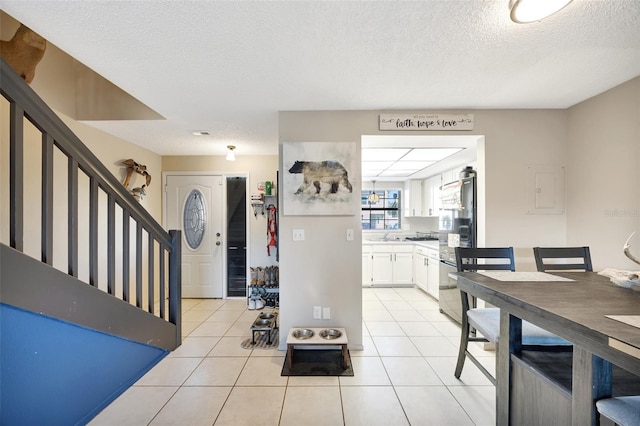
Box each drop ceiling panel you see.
[362,148,410,161]
[402,148,463,161]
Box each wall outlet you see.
[313,306,322,319]
[323,307,331,319]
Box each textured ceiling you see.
[2,0,639,157]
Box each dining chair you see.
[454,246,572,385]
[533,246,593,272]
[596,396,640,426]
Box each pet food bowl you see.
[292,328,314,339]
[319,329,342,340]
[259,313,276,319]
[254,319,272,326]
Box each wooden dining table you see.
[455,271,640,426]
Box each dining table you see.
[454,270,640,426]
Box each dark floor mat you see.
[281,349,354,376]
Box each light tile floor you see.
[90,287,496,425]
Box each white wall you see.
[567,76,640,270]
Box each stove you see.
[405,231,439,241]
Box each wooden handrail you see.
[1,57,181,348]
[1,58,171,248]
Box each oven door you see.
[438,261,462,324]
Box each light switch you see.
[293,229,305,241]
[346,229,354,241]
[323,307,331,319]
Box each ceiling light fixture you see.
[509,0,573,23]
[368,180,380,203]
[191,130,210,136]
[226,145,236,161]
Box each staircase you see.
[0,57,182,424]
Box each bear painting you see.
[282,141,356,216]
[288,160,353,195]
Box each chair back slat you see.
[455,247,516,272]
[533,247,592,272]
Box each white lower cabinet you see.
[393,250,414,285]
[366,244,414,286]
[414,246,440,299]
[415,251,429,291]
[372,252,394,285]
[426,248,440,298]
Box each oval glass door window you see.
[183,189,206,249]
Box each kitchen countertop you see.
[363,239,439,249]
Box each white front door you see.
[166,175,224,298]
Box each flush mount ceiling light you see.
[226,145,236,161]
[509,0,573,23]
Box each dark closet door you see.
[226,177,246,297]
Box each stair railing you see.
[1,57,181,347]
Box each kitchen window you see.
[361,189,401,230]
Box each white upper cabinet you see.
[441,169,458,185]
[422,175,442,217]
[404,180,423,217]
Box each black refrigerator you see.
[438,167,477,323]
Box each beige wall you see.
[2,12,161,123]
[1,96,162,304]
[59,113,163,221]
[162,155,280,270]
[276,132,363,350]
[278,78,640,349]
[278,108,568,349]
[567,76,640,270]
